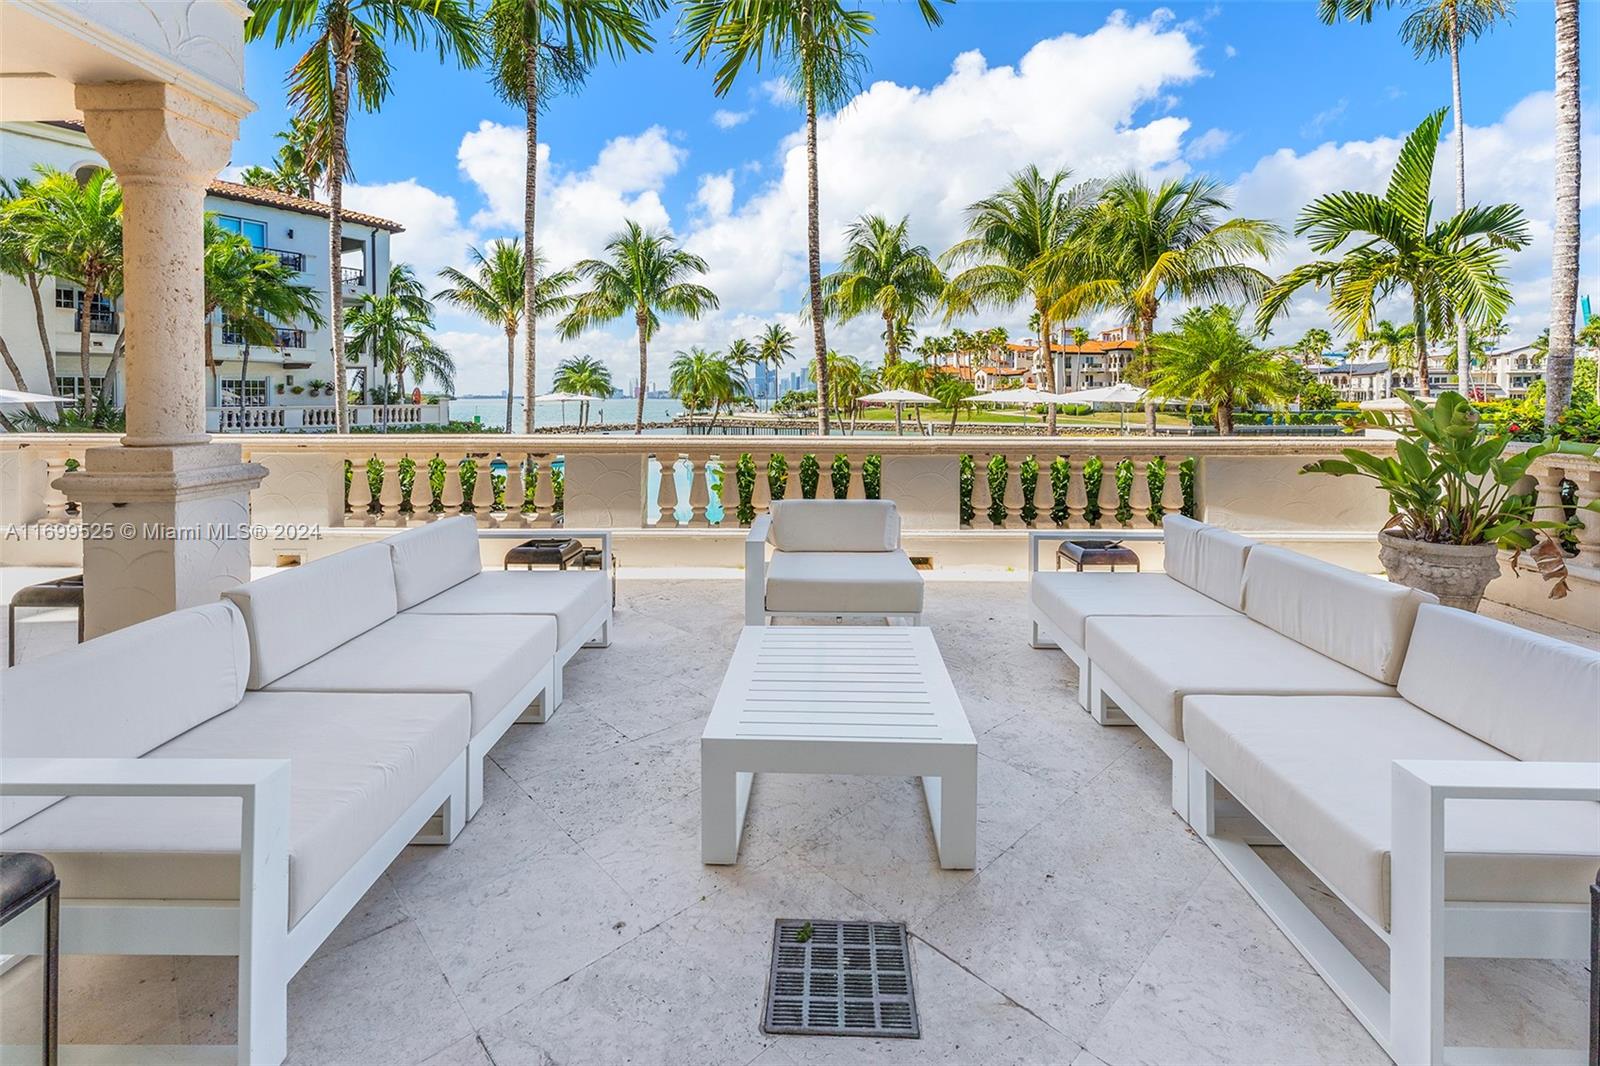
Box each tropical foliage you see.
[820,214,944,365]
[551,353,614,428]
[668,345,746,429]
[1147,305,1297,434]
[347,263,451,426]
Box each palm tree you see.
[1369,318,1418,373]
[1087,171,1282,433]
[1295,327,1334,363]
[552,354,613,428]
[822,350,868,430]
[1547,0,1580,428]
[437,239,574,430]
[727,337,757,368]
[222,247,326,429]
[558,221,719,433]
[680,0,949,434]
[819,214,944,366]
[928,368,976,434]
[7,167,123,417]
[1149,305,1296,434]
[1257,109,1529,397]
[349,263,451,428]
[0,177,49,421]
[481,0,658,432]
[239,118,325,197]
[669,346,746,431]
[1318,0,1513,391]
[941,165,1095,434]
[247,0,481,433]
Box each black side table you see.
[503,538,586,571]
[8,575,84,666]
[0,853,60,1065]
[1055,541,1141,572]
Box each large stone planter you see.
[1377,532,1502,612]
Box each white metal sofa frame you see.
[744,504,923,627]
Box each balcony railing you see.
[340,266,365,287]
[220,326,309,349]
[72,310,118,335]
[267,247,306,272]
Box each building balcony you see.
[266,247,306,273]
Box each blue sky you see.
[232,2,1593,394]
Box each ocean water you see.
[449,397,687,433]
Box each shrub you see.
[862,454,882,499]
[343,458,354,514]
[1178,456,1197,518]
[768,453,788,501]
[489,459,508,512]
[959,453,975,525]
[427,455,446,513]
[986,454,1009,526]
[397,455,416,513]
[1049,456,1070,526]
[799,454,820,498]
[520,459,537,515]
[365,456,384,514]
[735,453,757,525]
[1019,455,1039,526]
[1082,456,1104,526]
[830,454,851,499]
[1114,458,1135,526]
[458,457,478,513]
[1145,456,1166,526]
[551,463,565,516]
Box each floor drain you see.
[762,920,920,1039]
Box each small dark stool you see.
[1,853,60,1065]
[1055,541,1141,572]
[503,537,585,571]
[8,575,84,667]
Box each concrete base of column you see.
[55,442,267,637]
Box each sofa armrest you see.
[745,515,772,625]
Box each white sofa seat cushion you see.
[1084,615,1394,739]
[765,550,923,615]
[404,570,607,649]
[1184,694,1600,930]
[386,516,483,611]
[1030,572,1237,648]
[0,690,469,927]
[1,602,249,832]
[263,614,555,735]
[1398,604,1600,764]
[767,500,901,552]
[223,543,399,689]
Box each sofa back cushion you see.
[768,500,901,552]
[387,516,482,610]
[223,542,397,689]
[1161,515,1205,590]
[1162,516,1252,610]
[1398,604,1600,763]
[1242,544,1434,684]
[0,602,249,831]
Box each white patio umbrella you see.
[857,388,937,436]
[966,385,1067,407]
[1052,382,1149,432]
[533,390,591,428]
[0,388,70,405]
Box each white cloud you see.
[1301,98,1348,139]
[696,170,735,219]
[712,109,752,130]
[761,77,799,107]
[1223,43,1238,59]
[1187,127,1234,160]
[342,178,475,282]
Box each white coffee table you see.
[701,626,978,869]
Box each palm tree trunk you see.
[1217,400,1233,436]
[884,310,897,365]
[635,309,648,434]
[27,273,57,390]
[804,78,829,435]
[0,332,40,420]
[1039,307,1057,435]
[1450,28,1471,393]
[522,22,540,435]
[1140,312,1158,434]
[103,329,124,411]
[1412,297,1431,397]
[238,341,251,432]
[504,327,516,431]
[1546,0,1581,428]
[77,285,95,417]
[330,40,352,434]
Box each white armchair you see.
[744,500,924,625]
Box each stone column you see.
[58,82,266,637]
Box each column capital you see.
[74,81,238,184]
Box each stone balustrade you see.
[207,403,451,433]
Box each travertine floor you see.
[0,573,1591,1065]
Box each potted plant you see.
[307,378,326,397]
[289,385,304,395]
[1303,390,1599,611]
[275,382,285,395]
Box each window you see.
[54,376,105,400]
[215,214,267,248]
[221,378,269,406]
[221,318,244,346]
[55,287,76,309]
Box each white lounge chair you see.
[745,499,923,625]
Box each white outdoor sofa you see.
[0,601,471,1065]
[745,499,924,625]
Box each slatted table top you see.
[705,626,975,747]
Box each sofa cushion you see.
[405,569,608,649]
[1194,525,1254,610]
[1160,515,1206,592]
[1,602,249,833]
[1084,614,1395,739]
[1,690,469,927]
[263,613,555,736]
[386,517,483,611]
[1184,694,1600,929]
[765,550,923,615]
[1398,604,1600,763]
[767,500,900,553]
[1241,545,1433,684]
[223,543,398,689]
[1030,572,1237,649]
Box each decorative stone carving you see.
[882,456,959,530]
[564,453,645,528]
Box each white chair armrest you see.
[745,515,772,625]
[1,756,291,800]
[1392,759,1600,804]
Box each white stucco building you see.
[0,119,408,428]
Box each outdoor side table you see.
[7,575,84,667]
[1055,540,1141,572]
[702,626,977,869]
[0,853,60,1065]
[503,537,585,571]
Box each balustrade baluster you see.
[379,457,404,523]
[440,457,464,515]
[1573,469,1600,569]
[502,458,525,528]
[703,454,726,526]
[644,454,665,526]
[42,451,73,522]
[469,457,494,519]
[346,454,374,523]
[670,454,696,526]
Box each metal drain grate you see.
[762,920,919,1039]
